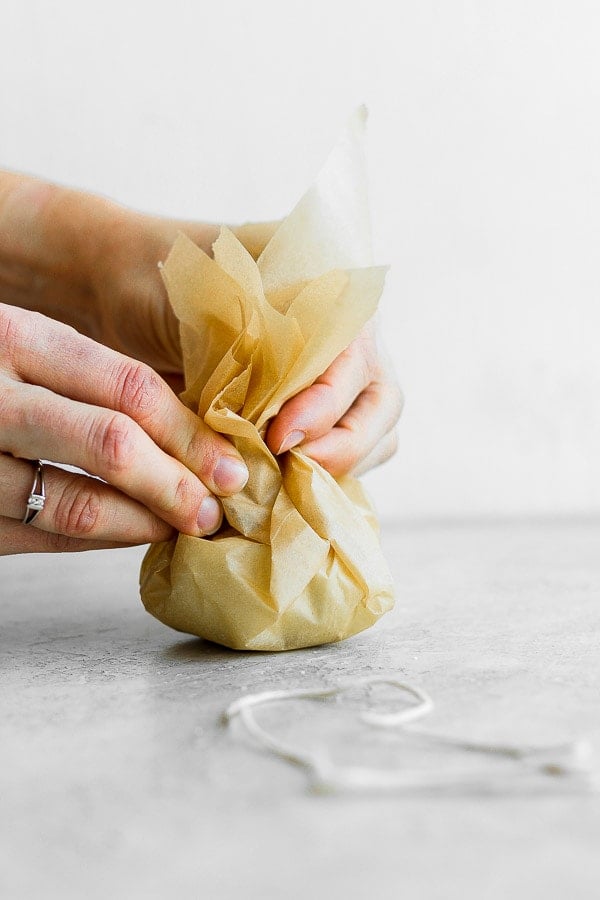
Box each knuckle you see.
[0,304,23,366]
[340,408,362,436]
[173,474,194,508]
[162,474,207,532]
[159,471,195,514]
[92,412,135,474]
[312,381,347,427]
[115,360,163,420]
[185,428,220,475]
[146,517,174,543]
[0,378,18,427]
[172,473,202,515]
[0,305,78,374]
[54,481,102,537]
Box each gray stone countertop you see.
[2,519,599,899]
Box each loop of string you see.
[224,676,595,794]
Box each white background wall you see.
[2,0,599,521]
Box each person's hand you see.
[0,172,401,556]
[0,302,253,555]
[0,173,264,555]
[266,318,403,477]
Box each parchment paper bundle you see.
[140,109,395,651]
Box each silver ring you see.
[22,460,46,525]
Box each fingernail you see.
[276,430,306,454]
[213,456,249,493]
[197,496,222,535]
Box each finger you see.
[352,429,399,477]
[0,516,134,555]
[0,454,173,544]
[266,337,373,456]
[1,382,224,537]
[1,304,249,496]
[298,381,403,478]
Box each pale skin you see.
[0,172,402,556]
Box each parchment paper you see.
[140,108,395,651]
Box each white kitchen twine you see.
[224,676,596,794]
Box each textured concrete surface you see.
[1,519,599,899]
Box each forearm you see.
[0,170,127,340]
[0,170,277,364]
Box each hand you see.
[0,172,400,559]
[0,302,255,555]
[267,319,403,477]
[0,174,268,555]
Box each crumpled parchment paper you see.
[140,108,395,651]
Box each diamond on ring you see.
[23,460,46,525]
